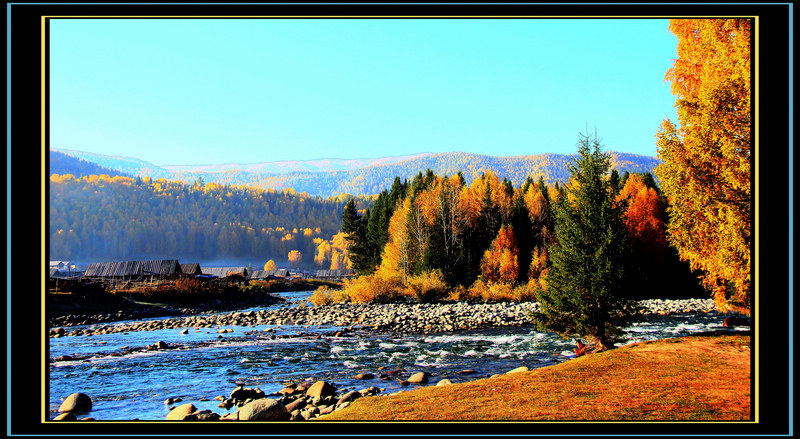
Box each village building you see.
[200,266,249,278]
[248,269,289,280]
[83,259,182,281]
[314,269,357,282]
[179,263,202,276]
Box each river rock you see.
[337,390,361,406]
[436,379,453,386]
[278,386,298,396]
[230,386,265,402]
[237,398,289,421]
[193,410,221,421]
[53,412,76,421]
[220,411,239,421]
[58,392,92,413]
[354,373,374,380]
[284,398,306,413]
[506,366,529,374]
[166,403,197,420]
[306,380,336,398]
[407,372,430,384]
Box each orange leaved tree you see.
[480,225,520,284]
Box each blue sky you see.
[49,18,679,166]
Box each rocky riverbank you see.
[53,377,416,421]
[53,367,536,421]
[49,298,718,338]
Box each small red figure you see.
[574,340,588,357]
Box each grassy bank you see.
[322,333,751,421]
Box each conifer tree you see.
[341,199,371,272]
[534,132,638,350]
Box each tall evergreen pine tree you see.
[534,132,639,350]
[341,199,371,272]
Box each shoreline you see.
[49,297,721,339]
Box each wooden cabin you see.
[249,269,289,280]
[314,269,357,282]
[200,266,249,278]
[180,263,202,276]
[84,259,182,281]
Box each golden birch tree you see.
[655,19,751,314]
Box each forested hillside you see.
[48,174,371,263]
[52,149,660,198]
[50,149,133,179]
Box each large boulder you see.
[166,403,198,420]
[305,380,336,398]
[237,398,289,421]
[407,372,430,384]
[506,366,529,374]
[58,393,92,414]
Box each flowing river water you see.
[48,291,747,420]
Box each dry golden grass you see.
[321,334,751,421]
[310,285,349,306]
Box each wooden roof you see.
[315,269,357,278]
[84,260,182,277]
[201,266,249,278]
[180,263,202,275]
[249,269,289,279]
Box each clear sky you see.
[49,18,679,166]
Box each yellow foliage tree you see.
[314,240,331,266]
[377,197,412,282]
[288,250,302,270]
[528,246,549,291]
[263,259,277,271]
[655,19,751,314]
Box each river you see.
[48,291,747,420]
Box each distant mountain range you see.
[50,148,661,197]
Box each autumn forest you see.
[48,19,752,348]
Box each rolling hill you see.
[51,148,661,197]
[49,149,134,179]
